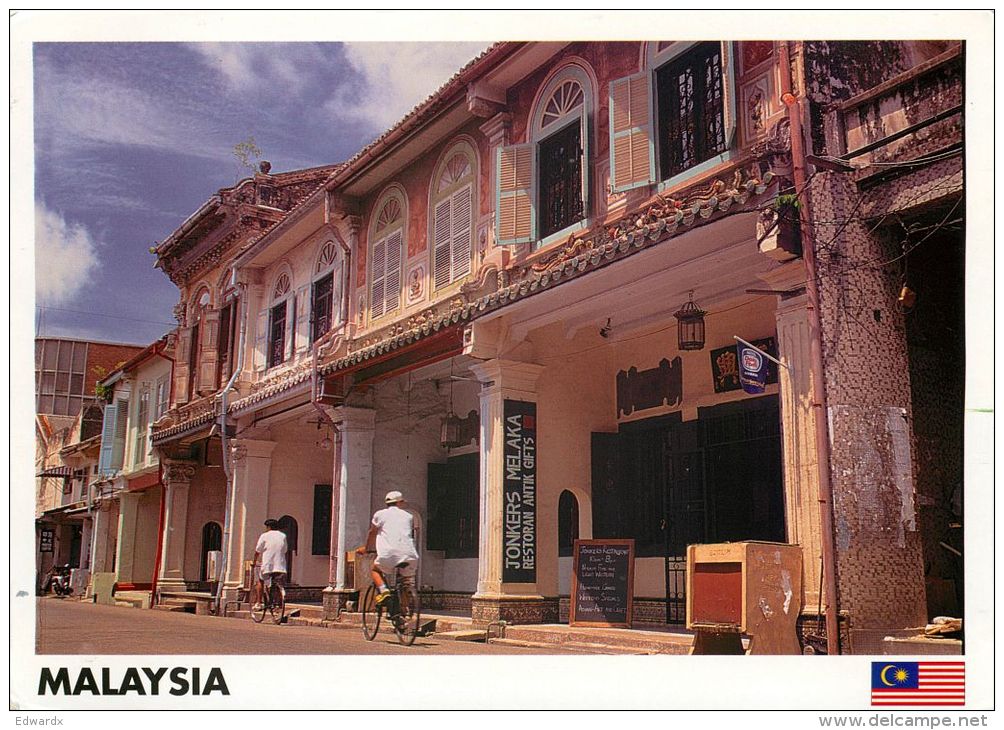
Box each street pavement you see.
[35,598,585,655]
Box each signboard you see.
[711,337,778,393]
[39,529,55,553]
[739,344,768,394]
[570,539,635,627]
[502,399,536,583]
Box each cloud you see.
[34,55,231,164]
[332,42,490,132]
[189,43,329,98]
[35,203,100,305]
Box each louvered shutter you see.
[721,41,737,147]
[110,398,129,472]
[371,238,386,319]
[173,326,194,405]
[284,295,296,360]
[97,402,118,476]
[610,71,656,192]
[384,229,402,314]
[433,198,452,290]
[253,310,268,372]
[579,113,590,217]
[196,309,220,394]
[496,143,535,245]
[451,185,473,281]
[295,285,310,354]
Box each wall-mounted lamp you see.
[673,291,706,351]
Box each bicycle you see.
[249,568,286,625]
[361,560,422,646]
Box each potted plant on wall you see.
[757,192,803,260]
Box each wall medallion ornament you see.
[407,264,425,304]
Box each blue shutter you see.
[97,402,118,476]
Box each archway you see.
[200,522,222,581]
[276,515,298,584]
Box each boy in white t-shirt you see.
[357,491,419,605]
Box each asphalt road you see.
[35,598,577,656]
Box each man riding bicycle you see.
[253,518,288,608]
[356,491,419,606]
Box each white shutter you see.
[579,112,590,218]
[332,263,343,327]
[295,285,310,353]
[609,71,656,192]
[384,229,402,314]
[433,198,452,290]
[110,398,129,472]
[97,402,118,476]
[496,143,536,245]
[371,238,386,319]
[253,309,268,372]
[451,185,473,281]
[284,295,296,360]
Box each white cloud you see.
[333,42,490,132]
[34,203,100,305]
[190,43,327,97]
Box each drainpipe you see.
[779,40,841,655]
[149,462,166,605]
[213,271,249,615]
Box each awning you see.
[36,466,73,478]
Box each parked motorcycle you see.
[46,565,74,596]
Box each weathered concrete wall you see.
[183,465,226,582]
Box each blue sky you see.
[32,40,488,345]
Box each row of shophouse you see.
[36,39,966,654]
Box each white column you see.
[115,491,141,583]
[776,292,825,610]
[469,359,545,600]
[221,439,276,596]
[157,460,195,590]
[331,406,376,590]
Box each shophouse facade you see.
[147,40,964,654]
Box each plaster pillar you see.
[115,491,141,583]
[219,438,276,602]
[322,406,375,619]
[157,460,196,593]
[468,358,556,625]
[775,291,825,612]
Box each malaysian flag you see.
[871,662,965,706]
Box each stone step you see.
[434,629,487,642]
[152,604,191,613]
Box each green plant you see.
[775,193,801,210]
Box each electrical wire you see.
[35,305,176,328]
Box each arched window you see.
[369,190,405,321]
[609,42,736,192]
[200,522,223,581]
[311,241,340,343]
[558,490,580,557]
[268,271,292,368]
[430,143,476,290]
[496,63,594,247]
[184,287,213,399]
[276,515,298,583]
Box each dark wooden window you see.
[591,396,783,559]
[538,121,583,239]
[311,273,334,344]
[217,300,240,389]
[267,301,286,369]
[656,42,727,180]
[427,453,479,559]
[311,484,332,555]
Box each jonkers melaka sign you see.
[503,399,536,583]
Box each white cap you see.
[385,490,404,504]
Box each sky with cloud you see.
[32,40,488,344]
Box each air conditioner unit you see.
[205,550,223,582]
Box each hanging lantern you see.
[673,291,706,351]
[440,411,464,449]
[440,357,463,449]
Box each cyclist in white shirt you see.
[357,491,419,605]
[254,519,288,607]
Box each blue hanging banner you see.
[738,344,768,394]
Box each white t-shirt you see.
[255,530,289,574]
[371,505,419,563]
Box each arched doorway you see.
[200,522,222,581]
[276,515,298,584]
[558,490,579,557]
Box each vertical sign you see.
[39,529,55,553]
[502,399,536,583]
[739,344,768,394]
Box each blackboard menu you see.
[570,539,635,627]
